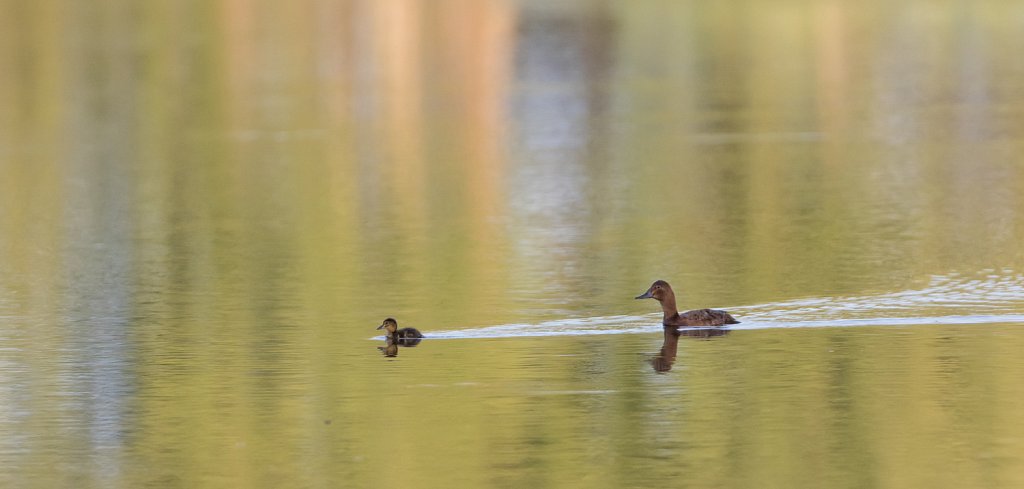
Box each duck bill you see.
[376,323,386,330]
[635,289,653,300]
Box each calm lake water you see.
[3,1,1024,488]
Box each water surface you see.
[2,1,1024,488]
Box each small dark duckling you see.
[635,280,739,327]
[377,318,424,339]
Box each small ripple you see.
[526,390,618,396]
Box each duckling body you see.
[636,280,739,327]
[377,318,424,339]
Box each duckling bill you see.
[377,318,424,339]
[636,280,739,327]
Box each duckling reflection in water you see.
[377,318,423,347]
[651,326,730,372]
[378,341,399,357]
[636,280,739,327]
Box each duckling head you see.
[635,280,672,302]
[377,317,399,334]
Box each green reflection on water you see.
[1,1,1024,488]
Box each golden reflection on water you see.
[2,1,1024,488]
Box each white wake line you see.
[373,313,1024,340]
[371,272,1024,340]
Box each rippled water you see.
[3,1,1024,488]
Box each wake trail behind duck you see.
[386,271,1024,339]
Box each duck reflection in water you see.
[651,327,730,373]
[376,318,423,357]
[378,340,399,357]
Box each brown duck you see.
[635,280,739,327]
[376,318,424,339]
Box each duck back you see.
[674,308,739,327]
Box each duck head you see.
[635,280,673,302]
[377,317,399,334]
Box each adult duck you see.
[635,280,739,327]
[376,318,424,339]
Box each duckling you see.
[376,318,424,340]
[635,280,739,327]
